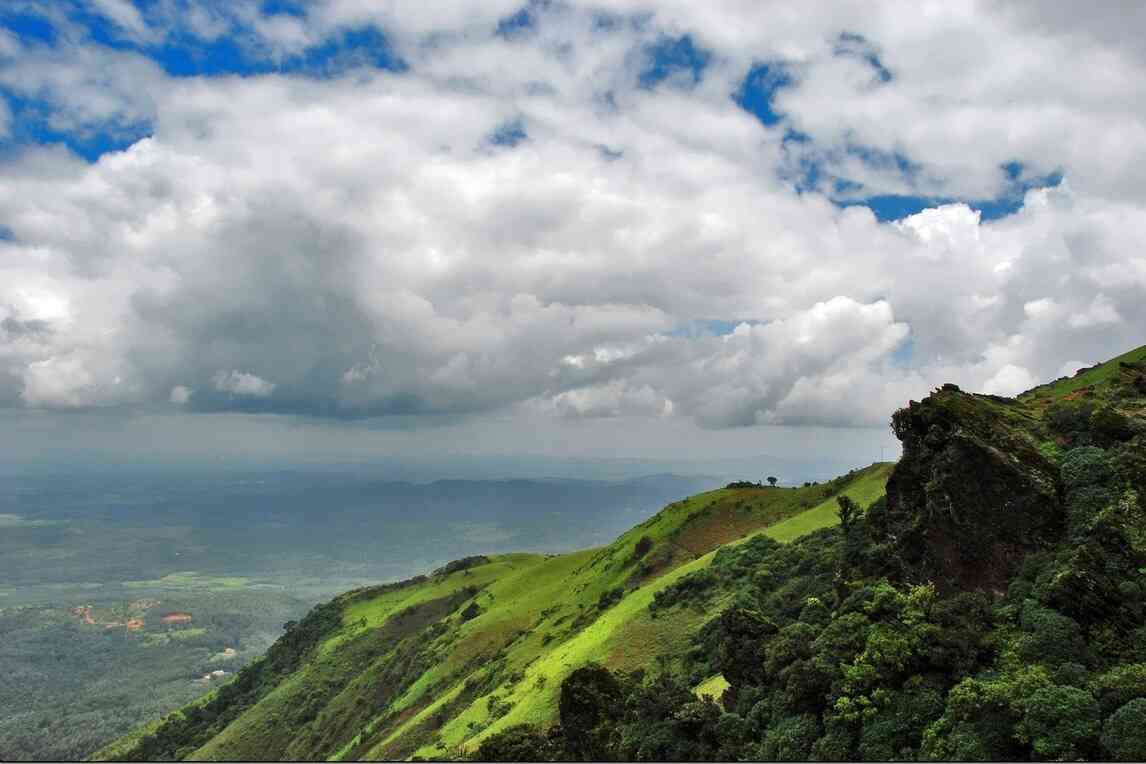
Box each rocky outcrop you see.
[875,388,1064,594]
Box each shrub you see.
[1053,662,1089,688]
[1062,446,1116,492]
[597,586,623,611]
[1102,698,1146,761]
[650,570,716,614]
[473,724,561,761]
[1068,485,1116,531]
[1018,600,1087,666]
[486,695,513,720]
[1020,685,1099,759]
[1047,400,1095,441]
[763,623,818,678]
[559,664,624,760]
[798,597,831,627]
[761,713,819,760]
[1091,406,1137,446]
[1092,664,1146,715]
[715,608,777,690]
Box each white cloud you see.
[551,381,669,419]
[89,0,153,41]
[1057,360,1088,378]
[1023,298,1057,320]
[21,356,94,408]
[982,364,1037,397]
[0,28,19,59]
[212,371,276,398]
[1068,293,1122,328]
[0,43,165,139]
[894,204,982,259]
[0,1,1145,435]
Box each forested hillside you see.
[101,344,1146,761]
[96,468,892,760]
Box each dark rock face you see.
[880,390,1064,593]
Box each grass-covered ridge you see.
[1020,343,1146,403]
[95,465,892,761]
[471,342,1146,762]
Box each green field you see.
[124,572,254,590]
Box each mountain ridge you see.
[97,343,1146,762]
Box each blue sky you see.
[1,4,1059,221]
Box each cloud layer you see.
[1,1,1145,432]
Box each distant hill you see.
[98,344,1146,762]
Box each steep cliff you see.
[879,387,1064,592]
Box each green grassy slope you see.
[363,464,895,759]
[763,464,892,543]
[458,342,1146,762]
[1020,343,1146,402]
[98,464,893,761]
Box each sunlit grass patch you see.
[764,462,893,543]
[695,674,730,702]
[123,572,250,590]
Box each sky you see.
[1,0,1145,473]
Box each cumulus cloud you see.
[551,381,671,420]
[644,297,913,428]
[212,371,276,398]
[20,356,94,408]
[0,40,165,140]
[0,1,1144,435]
[982,365,1037,397]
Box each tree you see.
[836,495,860,531]
[1021,685,1099,759]
[559,664,624,760]
[1017,600,1087,666]
[767,476,778,487]
[473,724,562,761]
[1102,698,1146,761]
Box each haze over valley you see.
[1,463,721,760]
